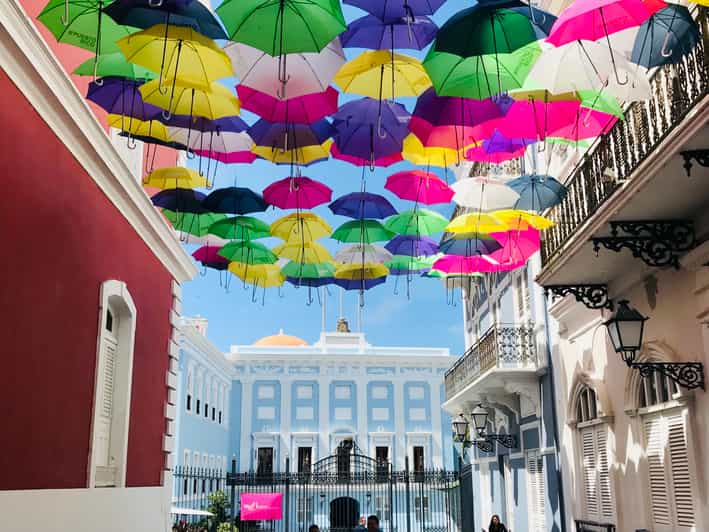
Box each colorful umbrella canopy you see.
[274,241,333,263]
[446,212,509,234]
[440,233,503,256]
[385,170,453,205]
[216,0,346,55]
[107,114,171,142]
[74,52,156,80]
[333,123,407,165]
[237,86,339,124]
[226,40,346,100]
[248,119,335,152]
[192,245,230,270]
[386,255,435,274]
[286,276,336,288]
[335,51,432,99]
[334,262,389,280]
[481,129,534,154]
[229,262,285,287]
[104,0,227,39]
[144,166,207,189]
[385,208,448,236]
[152,188,206,212]
[402,133,464,167]
[169,128,254,154]
[270,213,333,242]
[492,209,555,230]
[163,210,227,236]
[208,216,270,240]
[506,174,568,212]
[465,145,527,164]
[450,177,520,211]
[140,79,241,120]
[330,144,403,168]
[340,15,438,51]
[333,276,387,291]
[281,261,336,279]
[117,25,233,90]
[202,187,268,214]
[344,0,446,20]
[333,97,410,128]
[629,5,700,68]
[263,177,333,210]
[87,77,163,120]
[334,244,393,264]
[219,241,278,264]
[194,149,259,164]
[253,140,333,166]
[331,220,395,243]
[488,227,541,265]
[385,235,439,256]
[329,192,397,220]
[432,254,503,274]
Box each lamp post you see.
[603,300,705,390]
[451,406,517,453]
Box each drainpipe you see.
[543,296,568,532]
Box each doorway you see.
[330,496,359,531]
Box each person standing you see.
[308,525,319,532]
[367,515,382,532]
[488,514,508,532]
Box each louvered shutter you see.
[581,427,599,519]
[596,425,614,521]
[667,412,695,529]
[94,334,118,486]
[645,415,671,526]
[526,453,546,531]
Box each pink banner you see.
[240,493,283,521]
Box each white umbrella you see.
[526,39,651,102]
[168,128,254,153]
[451,177,520,211]
[335,244,393,264]
[225,39,346,100]
[170,507,214,517]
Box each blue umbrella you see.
[506,174,567,212]
[334,277,387,291]
[631,5,700,69]
[385,235,439,256]
[248,119,335,151]
[151,188,206,212]
[344,0,446,21]
[104,0,227,40]
[202,187,268,214]
[329,192,398,220]
[87,77,162,120]
[340,15,438,50]
[286,277,336,288]
[440,234,503,256]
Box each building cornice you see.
[180,326,234,377]
[1,0,197,282]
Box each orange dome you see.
[253,329,308,347]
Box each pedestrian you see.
[488,514,508,532]
[367,514,382,532]
[354,515,366,531]
[308,525,319,532]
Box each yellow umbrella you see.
[140,78,241,120]
[446,212,510,234]
[492,209,555,230]
[117,25,233,91]
[334,51,431,99]
[107,114,170,142]
[270,213,332,243]
[402,134,466,168]
[334,262,389,280]
[508,88,578,102]
[143,167,207,189]
[252,140,333,166]
[228,262,285,287]
[273,242,333,263]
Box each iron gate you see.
[174,443,465,532]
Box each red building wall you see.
[0,70,173,490]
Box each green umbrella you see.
[384,209,448,236]
[423,41,541,99]
[546,137,591,149]
[208,216,270,241]
[281,261,335,279]
[578,90,625,120]
[216,0,346,55]
[331,220,395,244]
[163,210,226,237]
[386,255,435,271]
[218,241,278,264]
[74,52,155,81]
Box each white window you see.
[296,496,314,524]
[414,495,429,523]
[375,495,391,522]
[335,407,352,420]
[297,385,313,399]
[335,385,351,399]
[409,408,426,421]
[526,452,546,531]
[89,280,136,488]
[257,406,276,420]
[196,371,203,415]
[372,407,389,421]
[258,384,275,399]
[408,386,425,400]
[296,406,314,420]
[186,367,194,412]
[372,385,388,399]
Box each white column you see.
[356,376,367,451]
[240,379,253,472]
[430,380,443,468]
[394,378,406,468]
[318,377,329,460]
[280,378,291,470]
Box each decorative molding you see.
[545,284,613,310]
[631,361,705,390]
[592,221,695,269]
[0,0,196,282]
[680,149,709,177]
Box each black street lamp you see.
[604,300,705,390]
[451,406,517,453]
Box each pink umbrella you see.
[495,100,586,141]
[433,254,496,274]
[263,176,333,209]
[488,227,541,265]
[547,0,655,46]
[384,170,454,205]
[549,109,618,140]
[194,149,259,164]
[237,86,339,124]
[192,246,229,265]
[331,143,403,168]
[465,145,526,163]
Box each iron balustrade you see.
[444,323,537,398]
[574,519,616,532]
[539,8,709,271]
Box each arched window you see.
[196,370,203,415]
[204,376,210,419]
[212,378,218,421]
[186,366,194,412]
[575,385,614,524]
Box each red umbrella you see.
[237,85,339,124]
[263,176,333,210]
[384,170,453,205]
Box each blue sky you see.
[180,0,474,353]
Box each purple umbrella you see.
[483,129,534,154]
[333,97,410,129]
[385,235,439,256]
[329,192,398,220]
[151,188,206,213]
[344,0,446,21]
[87,77,162,121]
[334,277,387,291]
[340,15,438,51]
[163,114,249,133]
[248,119,335,150]
[412,87,503,130]
[440,234,503,256]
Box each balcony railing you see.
[445,323,537,398]
[575,519,616,532]
[540,9,709,269]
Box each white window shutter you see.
[101,339,116,419]
[581,427,599,519]
[595,425,614,521]
[667,412,695,528]
[645,415,671,526]
[526,453,546,531]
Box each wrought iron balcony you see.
[540,9,709,271]
[445,323,537,399]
